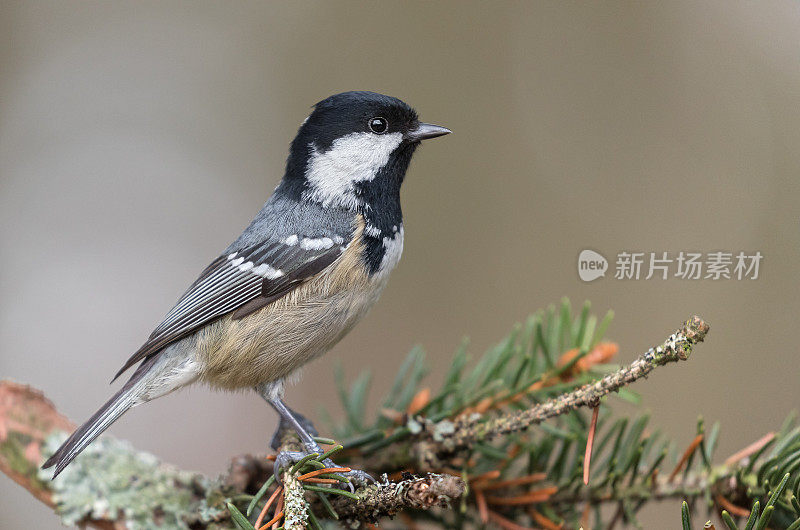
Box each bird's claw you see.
[271,449,374,490]
[318,456,374,490]
[272,450,308,485]
[337,467,375,489]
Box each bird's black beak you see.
[405,122,452,142]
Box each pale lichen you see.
[38,433,226,529]
[281,472,308,530]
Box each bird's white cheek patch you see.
[303,132,404,209]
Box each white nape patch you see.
[302,131,404,209]
[364,224,382,238]
[300,236,334,250]
[252,263,284,279]
[375,225,404,279]
[283,234,299,246]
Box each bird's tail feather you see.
[42,356,158,478]
[41,386,135,477]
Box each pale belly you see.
[192,284,383,389]
[190,232,399,389]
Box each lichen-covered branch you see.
[0,382,127,529]
[449,316,709,448]
[320,473,464,525]
[369,316,709,471]
[282,471,308,529]
[0,380,464,529]
[0,382,68,506]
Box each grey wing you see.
[112,236,348,381]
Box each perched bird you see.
[42,91,450,481]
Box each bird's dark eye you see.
[368,117,389,134]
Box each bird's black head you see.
[277,91,450,213]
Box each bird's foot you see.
[328,464,375,488]
[272,442,375,490]
[272,450,309,484]
[264,396,374,488]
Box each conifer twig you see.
[412,316,708,466]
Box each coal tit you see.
[43,91,450,482]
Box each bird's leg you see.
[267,395,323,453]
[269,405,319,452]
[256,384,374,487]
[267,397,374,487]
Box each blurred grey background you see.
[2,1,799,528]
